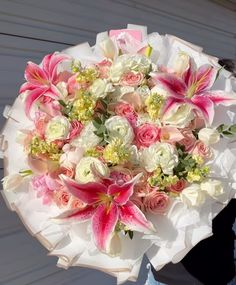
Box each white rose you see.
[180,184,206,207]
[163,104,194,128]
[198,128,220,145]
[140,142,178,174]
[2,174,23,192]
[105,116,134,145]
[75,157,109,183]
[45,116,70,142]
[172,51,190,75]
[110,54,151,82]
[71,122,101,149]
[201,179,224,197]
[89,78,114,99]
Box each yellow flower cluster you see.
[103,138,130,165]
[76,67,98,85]
[145,93,164,120]
[186,166,210,183]
[70,92,96,123]
[29,136,61,161]
[148,168,179,190]
[85,147,101,158]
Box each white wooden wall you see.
[0,1,235,284]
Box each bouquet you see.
[1,24,236,284]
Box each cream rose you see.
[105,116,134,145]
[140,142,178,174]
[2,174,24,192]
[89,78,114,99]
[163,104,194,128]
[110,54,151,82]
[75,157,109,183]
[180,184,206,207]
[200,179,224,198]
[198,128,220,146]
[45,116,70,142]
[71,122,101,149]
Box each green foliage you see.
[217,123,236,138]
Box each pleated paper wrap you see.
[1,24,236,284]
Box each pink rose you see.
[136,123,160,148]
[110,167,132,185]
[143,191,169,214]
[68,120,83,140]
[167,179,186,193]
[188,116,205,130]
[192,140,212,158]
[96,59,112,79]
[114,102,137,126]
[179,129,196,152]
[54,190,70,207]
[120,71,144,87]
[32,175,54,205]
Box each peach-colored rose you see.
[96,59,112,79]
[188,116,205,130]
[192,140,212,158]
[120,71,143,87]
[179,129,196,151]
[34,112,50,138]
[167,179,186,193]
[68,120,83,140]
[130,195,145,212]
[143,191,169,214]
[114,102,137,126]
[54,190,70,207]
[136,123,160,148]
[69,197,86,209]
[122,92,143,111]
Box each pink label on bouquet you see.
[109,29,142,41]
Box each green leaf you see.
[128,230,134,240]
[229,124,236,133]
[58,100,67,107]
[217,124,228,133]
[222,130,234,137]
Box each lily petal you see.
[52,205,96,223]
[92,203,118,252]
[25,87,49,118]
[203,90,236,106]
[108,173,143,205]
[19,82,37,94]
[195,65,217,93]
[60,175,107,204]
[25,61,48,86]
[119,201,155,234]
[162,97,184,116]
[42,53,70,84]
[191,95,215,125]
[152,73,187,98]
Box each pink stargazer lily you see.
[54,173,155,253]
[19,53,70,118]
[152,60,236,124]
